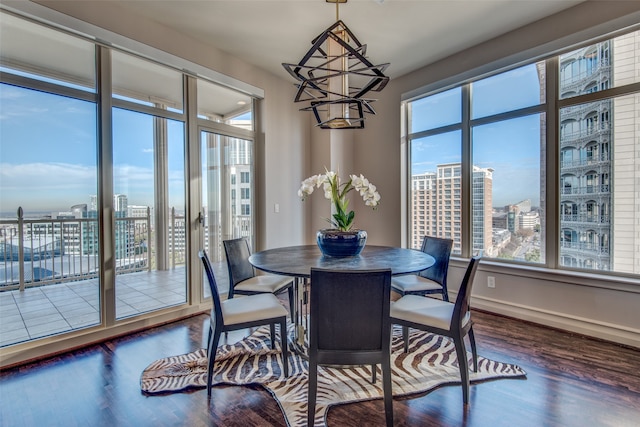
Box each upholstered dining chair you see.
[391,235,453,301]
[223,237,295,317]
[390,256,481,404]
[199,250,289,396]
[307,268,394,427]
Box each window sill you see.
[450,257,640,294]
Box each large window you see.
[111,51,188,319]
[112,108,187,319]
[408,63,545,263]
[409,132,462,254]
[0,15,100,346]
[472,113,544,263]
[557,32,639,273]
[407,29,640,276]
[0,10,256,351]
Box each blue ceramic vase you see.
[316,229,367,257]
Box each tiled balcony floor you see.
[0,263,228,348]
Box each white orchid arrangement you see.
[298,169,381,232]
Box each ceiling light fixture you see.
[282,0,389,129]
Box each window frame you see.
[403,28,640,279]
[0,6,260,359]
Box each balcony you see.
[560,126,611,147]
[0,268,187,347]
[560,214,610,226]
[0,208,225,348]
[560,184,610,197]
[560,241,610,256]
[559,61,611,95]
[560,154,610,174]
[0,208,187,290]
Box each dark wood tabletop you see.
[249,245,435,278]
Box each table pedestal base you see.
[290,277,309,359]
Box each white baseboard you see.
[470,295,640,349]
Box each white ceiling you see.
[115,0,585,80]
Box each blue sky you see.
[1,63,542,214]
[0,84,184,214]
[410,63,543,207]
[112,108,185,209]
[0,85,97,213]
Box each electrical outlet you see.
[487,276,496,288]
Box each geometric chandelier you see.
[282,0,389,129]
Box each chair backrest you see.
[419,236,453,286]
[451,256,481,331]
[199,250,224,327]
[223,238,255,291]
[309,268,392,363]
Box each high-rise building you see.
[436,164,460,253]
[611,32,640,274]
[556,31,639,273]
[411,163,493,256]
[410,172,436,249]
[559,41,612,270]
[520,211,540,231]
[472,165,493,256]
[113,194,128,213]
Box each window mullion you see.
[545,57,560,270]
[97,45,116,327]
[185,75,202,305]
[461,84,472,258]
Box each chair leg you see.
[207,328,222,397]
[381,356,394,427]
[287,285,295,320]
[468,325,478,372]
[453,334,470,404]
[402,326,410,353]
[307,357,318,427]
[371,364,376,384]
[442,287,449,302]
[269,323,276,349]
[279,318,289,377]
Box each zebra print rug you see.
[141,325,526,426]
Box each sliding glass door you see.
[112,108,187,319]
[0,14,100,347]
[200,129,254,297]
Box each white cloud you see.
[0,162,98,211]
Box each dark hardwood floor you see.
[1,309,639,427]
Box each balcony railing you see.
[560,184,610,196]
[0,207,185,291]
[560,153,610,169]
[559,60,611,95]
[560,214,610,225]
[560,125,611,145]
[560,241,610,256]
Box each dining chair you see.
[223,237,295,318]
[390,256,481,404]
[199,250,289,396]
[307,268,393,427]
[391,235,453,301]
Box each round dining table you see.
[249,244,435,356]
[248,244,435,278]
